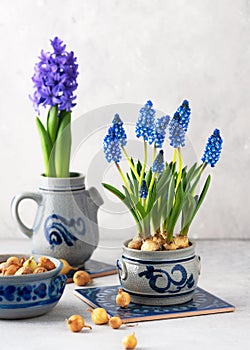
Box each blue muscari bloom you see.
[201,129,223,167]
[112,113,127,147]
[169,115,186,148]
[174,99,191,132]
[139,180,148,199]
[152,150,164,175]
[154,115,170,148]
[31,37,79,113]
[103,126,122,163]
[135,100,155,144]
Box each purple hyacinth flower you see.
[103,126,122,163]
[135,100,155,144]
[31,37,79,113]
[152,150,164,175]
[112,113,127,147]
[201,129,223,167]
[154,115,170,148]
[139,180,148,199]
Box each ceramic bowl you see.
[0,254,67,319]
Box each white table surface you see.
[0,238,249,350]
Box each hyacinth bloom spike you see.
[139,180,148,199]
[31,37,78,177]
[201,129,223,167]
[112,113,127,146]
[169,115,186,148]
[103,126,122,163]
[174,99,191,133]
[154,115,170,148]
[152,150,164,175]
[135,100,156,144]
[31,37,78,114]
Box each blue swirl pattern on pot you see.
[138,264,194,293]
[44,213,85,248]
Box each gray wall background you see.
[0,0,249,240]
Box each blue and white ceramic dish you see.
[0,254,67,319]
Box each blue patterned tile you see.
[74,285,235,322]
[67,260,117,281]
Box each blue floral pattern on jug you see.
[138,264,194,293]
[44,214,86,248]
[0,275,66,304]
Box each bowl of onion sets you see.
[0,254,67,319]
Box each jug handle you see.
[11,192,43,239]
[86,187,104,207]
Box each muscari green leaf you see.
[145,169,152,188]
[136,160,142,177]
[122,185,146,219]
[166,175,176,219]
[166,181,185,241]
[180,174,211,235]
[145,181,156,214]
[181,193,196,230]
[102,183,140,224]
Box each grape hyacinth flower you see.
[154,115,170,148]
[112,114,127,146]
[201,129,223,167]
[135,100,155,144]
[174,100,191,133]
[31,37,78,113]
[103,127,122,163]
[169,115,186,148]
[152,150,164,175]
[139,180,148,199]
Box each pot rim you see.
[39,172,85,191]
[122,238,196,259]
[40,172,85,180]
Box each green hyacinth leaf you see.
[47,105,59,144]
[36,117,54,177]
[54,112,71,178]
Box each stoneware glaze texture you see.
[11,174,103,266]
[117,240,200,306]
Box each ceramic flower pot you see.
[117,239,200,306]
[11,173,103,267]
